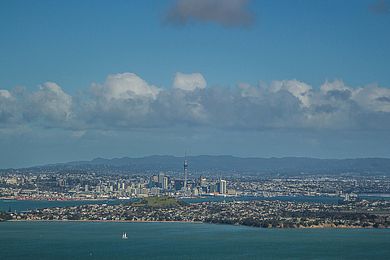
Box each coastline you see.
[8,219,203,224]
[2,197,388,229]
[0,198,116,202]
[5,219,388,229]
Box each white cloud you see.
[173,72,207,91]
[270,80,312,107]
[354,85,390,112]
[320,80,390,112]
[1,74,390,132]
[0,89,12,99]
[320,80,351,94]
[92,73,160,100]
[0,89,17,124]
[27,82,73,124]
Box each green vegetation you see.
[0,211,12,221]
[131,196,184,208]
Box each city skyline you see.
[1,0,390,168]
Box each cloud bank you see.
[164,0,254,27]
[1,72,390,132]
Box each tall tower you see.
[183,155,188,191]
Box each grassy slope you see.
[132,196,184,208]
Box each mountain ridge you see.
[9,155,390,175]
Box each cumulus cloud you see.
[269,80,312,107]
[173,72,207,91]
[354,85,390,112]
[164,0,254,28]
[1,73,390,132]
[0,83,73,128]
[0,90,12,99]
[27,82,73,123]
[79,73,161,129]
[0,89,16,124]
[91,72,160,100]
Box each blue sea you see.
[0,222,389,259]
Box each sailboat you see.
[122,232,128,239]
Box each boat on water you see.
[122,232,128,239]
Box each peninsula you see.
[3,197,390,229]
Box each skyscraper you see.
[217,179,227,194]
[174,179,185,191]
[162,176,169,190]
[158,173,165,188]
[183,156,188,191]
[199,176,207,187]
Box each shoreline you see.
[0,198,117,202]
[0,194,340,202]
[5,219,389,229]
[8,219,203,224]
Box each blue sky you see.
[0,0,390,168]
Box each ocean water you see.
[0,222,389,259]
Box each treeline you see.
[0,211,12,221]
[203,212,390,229]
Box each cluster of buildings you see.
[0,159,231,200]
[1,158,390,201]
[148,172,228,197]
[228,176,390,198]
[9,198,390,229]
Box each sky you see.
[1,0,390,168]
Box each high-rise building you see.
[149,175,159,188]
[217,179,227,194]
[174,179,185,191]
[183,157,188,190]
[162,176,169,190]
[199,176,207,187]
[151,175,159,183]
[158,173,165,188]
[209,183,217,193]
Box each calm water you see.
[0,222,389,259]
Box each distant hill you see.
[20,155,390,175]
